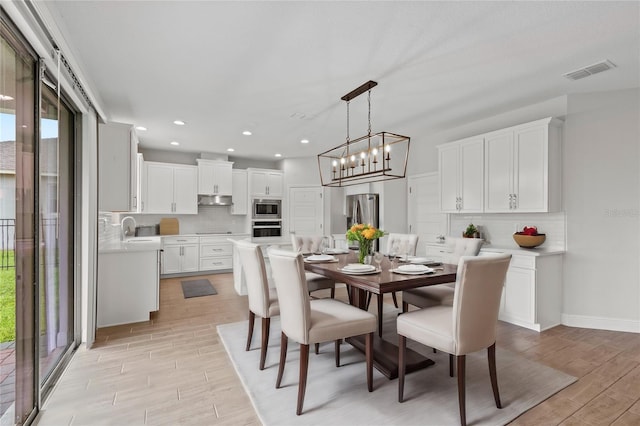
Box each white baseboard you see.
[561,313,640,333]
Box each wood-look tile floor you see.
[35,273,639,425]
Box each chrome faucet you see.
[120,216,136,240]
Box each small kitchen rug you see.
[181,279,217,298]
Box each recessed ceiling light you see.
[227,148,235,152]
[242,130,252,136]
[300,139,309,144]
[275,153,282,158]
[170,141,180,146]
[135,126,147,131]
[173,120,185,126]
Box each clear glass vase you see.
[358,240,373,264]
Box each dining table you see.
[304,251,457,379]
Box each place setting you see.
[338,263,381,275]
[303,254,339,263]
[391,264,436,275]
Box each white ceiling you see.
[45,1,639,160]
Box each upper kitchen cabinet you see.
[196,159,233,196]
[484,117,563,213]
[438,136,484,213]
[98,122,139,212]
[248,168,283,198]
[145,162,198,214]
[230,169,248,215]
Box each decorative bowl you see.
[513,233,546,248]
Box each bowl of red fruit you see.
[513,226,546,248]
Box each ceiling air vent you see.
[563,60,616,81]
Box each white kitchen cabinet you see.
[484,117,563,213]
[425,242,454,263]
[197,159,233,195]
[494,251,563,331]
[97,249,160,327]
[98,122,139,212]
[145,162,198,214]
[162,236,199,274]
[438,136,484,213]
[199,236,233,271]
[248,168,284,198]
[231,169,248,215]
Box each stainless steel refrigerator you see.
[346,193,380,251]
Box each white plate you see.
[306,254,335,262]
[408,256,430,264]
[324,248,349,254]
[391,267,435,275]
[398,264,431,273]
[339,267,381,275]
[342,263,376,272]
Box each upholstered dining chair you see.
[402,237,483,312]
[267,248,377,416]
[235,240,280,370]
[366,233,418,336]
[290,234,337,298]
[397,254,511,426]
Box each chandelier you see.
[317,80,410,187]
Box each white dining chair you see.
[267,248,377,415]
[402,237,483,312]
[234,240,280,370]
[397,254,511,426]
[290,234,337,298]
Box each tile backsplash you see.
[450,212,566,250]
[103,207,248,238]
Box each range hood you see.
[198,195,233,206]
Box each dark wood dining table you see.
[304,252,457,379]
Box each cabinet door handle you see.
[513,193,517,209]
[141,201,144,212]
[133,196,137,208]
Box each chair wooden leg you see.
[488,343,502,409]
[402,301,409,313]
[259,317,270,370]
[297,344,310,416]
[391,291,399,308]
[449,353,454,377]
[330,287,335,298]
[366,292,372,310]
[335,340,341,367]
[276,332,288,389]
[366,332,373,392]
[377,295,384,337]
[315,343,319,354]
[398,334,406,402]
[346,285,353,305]
[246,311,255,351]
[457,355,466,426]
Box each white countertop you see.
[480,245,565,256]
[99,236,162,253]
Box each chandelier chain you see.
[368,89,372,137]
[346,100,350,143]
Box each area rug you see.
[217,314,576,425]
[180,279,217,298]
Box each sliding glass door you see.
[1,12,77,425]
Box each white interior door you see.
[408,173,448,256]
[289,186,324,235]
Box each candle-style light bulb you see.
[385,144,391,162]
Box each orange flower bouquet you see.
[346,223,385,264]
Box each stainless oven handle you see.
[252,225,282,229]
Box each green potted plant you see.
[463,223,479,238]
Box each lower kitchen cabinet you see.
[162,236,199,274]
[497,252,563,331]
[426,242,564,332]
[97,249,160,327]
[199,237,233,271]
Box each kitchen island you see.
[97,237,162,327]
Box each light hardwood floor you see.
[36,273,639,425]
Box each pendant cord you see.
[367,89,372,137]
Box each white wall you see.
[562,89,640,332]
